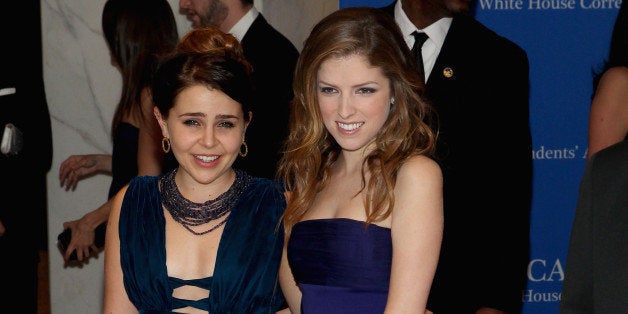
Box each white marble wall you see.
[42,0,337,312]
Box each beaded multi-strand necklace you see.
[159,168,251,235]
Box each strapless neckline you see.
[294,217,390,230]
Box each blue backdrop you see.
[340,1,620,313]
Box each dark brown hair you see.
[102,0,179,138]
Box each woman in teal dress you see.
[103,29,286,313]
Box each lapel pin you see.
[443,67,454,78]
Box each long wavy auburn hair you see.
[278,7,438,233]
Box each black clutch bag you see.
[56,222,107,261]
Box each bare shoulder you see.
[398,155,442,179]
[396,155,442,189]
[392,155,443,226]
[602,66,628,78]
[599,66,628,89]
[593,66,628,110]
[109,184,130,220]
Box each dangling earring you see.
[390,97,395,106]
[162,137,171,153]
[239,140,248,157]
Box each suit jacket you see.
[234,14,299,179]
[559,140,628,314]
[382,2,533,313]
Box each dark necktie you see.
[411,31,429,82]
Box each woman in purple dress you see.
[278,7,443,314]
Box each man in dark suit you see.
[0,1,53,312]
[559,139,628,314]
[179,0,299,179]
[381,1,533,313]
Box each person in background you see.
[381,0,533,313]
[103,35,287,312]
[586,1,628,158]
[278,7,443,313]
[0,1,53,312]
[57,0,179,263]
[179,0,299,179]
[559,139,628,313]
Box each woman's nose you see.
[200,128,216,147]
[337,97,356,119]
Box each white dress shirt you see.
[394,0,452,82]
[229,6,260,42]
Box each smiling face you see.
[156,84,248,186]
[317,54,392,155]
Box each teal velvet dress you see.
[118,173,286,313]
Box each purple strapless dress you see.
[287,218,392,314]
